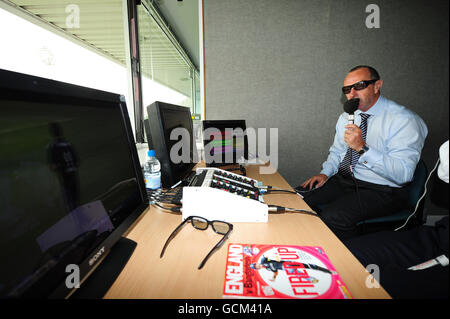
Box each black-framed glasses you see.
[160,216,233,269]
[342,79,378,94]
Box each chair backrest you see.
[358,159,429,231]
[429,164,449,209]
[402,159,428,226]
[407,159,428,207]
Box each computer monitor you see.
[146,101,197,188]
[202,120,248,167]
[143,118,154,150]
[0,69,148,298]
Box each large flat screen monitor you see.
[0,69,148,298]
[202,119,248,167]
[146,101,197,188]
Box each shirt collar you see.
[355,95,385,117]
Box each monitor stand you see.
[70,237,137,299]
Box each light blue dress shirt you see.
[320,95,428,187]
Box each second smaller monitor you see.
[146,101,197,188]
[202,120,248,167]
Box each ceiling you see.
[5,0,200,97]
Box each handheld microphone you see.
[343,98,360,124]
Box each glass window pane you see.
[137,4,193,121]
[0,0,132,120]
[193,71,201,119]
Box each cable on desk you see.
[150,187,183,205]
[268,205,318,217]
[259,185,299,195]
[158,198,183,205]
[151,202,182,213]
[265,189,298,195]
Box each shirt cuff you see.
[320,167,334,178]
[359,145,382,168]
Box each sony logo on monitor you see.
[89,247,106,266]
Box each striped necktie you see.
[338,113,370,178]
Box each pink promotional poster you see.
[223,244,352,299]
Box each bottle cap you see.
[148,150,156,157]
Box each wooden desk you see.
[104,165,390,299]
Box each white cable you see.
[395,158,440,231]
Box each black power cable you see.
[268,205,317,216]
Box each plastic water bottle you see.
[143,150,161,203]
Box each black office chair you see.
[429,165,449,210]
[357,159,428,234]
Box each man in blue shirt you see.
[300,65,428,240]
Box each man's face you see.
[343,68,382,111]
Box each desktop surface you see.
[104,164,390,299]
